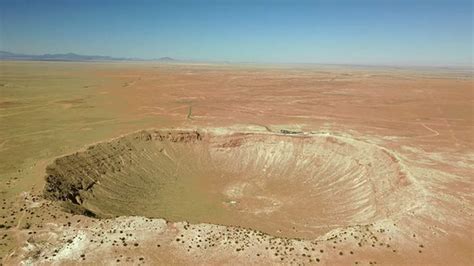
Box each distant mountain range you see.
[0,51,176,62]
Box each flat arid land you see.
[0,61,473,265]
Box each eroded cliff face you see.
[43,128,418,239]
[44,130,202,203]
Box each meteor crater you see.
[44,128,414,238]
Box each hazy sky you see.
[0,0,472,66]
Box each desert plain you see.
[0,61,473,265]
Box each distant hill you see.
[157,57,176,62]
[0,51,177,62]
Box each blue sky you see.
[0,0,472,66]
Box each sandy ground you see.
[0,61,473,265]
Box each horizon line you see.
[1,50,472,70]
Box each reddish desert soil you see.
[0,61,473,265]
